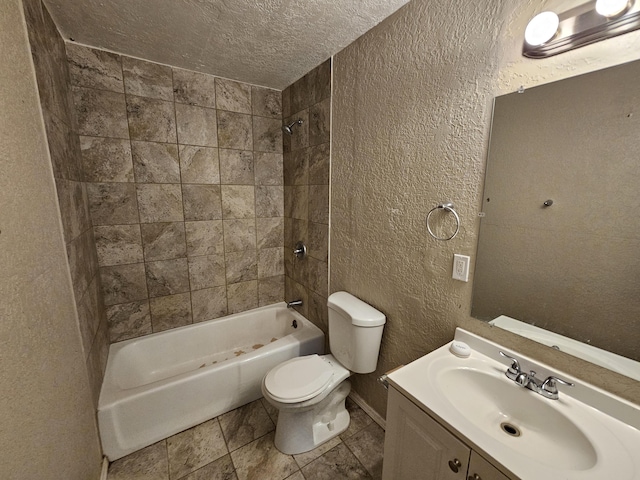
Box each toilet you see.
[261,291,386,454]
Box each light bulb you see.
[524,11,560,46]
[595,0,631,17]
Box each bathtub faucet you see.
[287,299,303,308]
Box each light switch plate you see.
[452,254,470,282]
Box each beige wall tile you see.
[88,182,139,225]
[180,145,220,184]
[136,183,184,223]
[185,220,224,257]
[308,143,329,185]
[66,43,123,93]
[258,248,284,278]
[188,255,226,290]
[81,136,133,182]
[73,86,129,138]
[140,222,187,261]
[225,251,258,284]
[183,184,223,221]
[126,95,177,143]
[150,292,192,332]
[176,103,218,147]
[227,281,259,314]
[94,224,143,266]
[106,300,152,342]
[254,152,283,186]
[256,186,284,217]
[131,141,180,183]
[191,286,228,322]
[100,263,148,305]
[309,98,330,146]
[221,185,255,219]
[217,111,252,150]
[123,56,173,101]
[145,258,190,297]
[253,116,283,153]
[258,275,285,306]
[173,68,216,108]
[252,86,282,118]
[223,219,256,252]
[215,78,252,114]
[257,217,284,249]
[219,149,254,185]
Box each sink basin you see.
[387,328,640,480]
[437,368,597,470]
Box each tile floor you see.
[107,397,385,480]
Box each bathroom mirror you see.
[472,58,640,380]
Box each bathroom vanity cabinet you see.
[382,386,513,480]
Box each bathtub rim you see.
[98,302,322,409]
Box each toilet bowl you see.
[262,292,386,454]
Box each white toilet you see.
[261,291,386,454]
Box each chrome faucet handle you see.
[499,351,522,378]
[541,375,574,395]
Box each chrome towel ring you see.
[426,202,460,241]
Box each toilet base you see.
[273,380,351,455]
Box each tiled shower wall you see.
[283,60,331,335]
[66,45,286,342]
[23,0,109,405]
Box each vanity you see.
[382,329,640,480]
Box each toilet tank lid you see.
[327,292,386,327]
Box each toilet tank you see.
[327,292,386,374]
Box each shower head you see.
[282,118,303,135]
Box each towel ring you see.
[426,203,460,241]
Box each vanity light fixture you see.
[524,11,560,46]
[523,0,640,58]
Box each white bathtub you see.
[98,303,325,460]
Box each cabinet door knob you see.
[468,474,482,480]
[448,458,462,473]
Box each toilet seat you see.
[264,355,334,403]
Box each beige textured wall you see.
[331,0,640,417]
[0,0,102,477]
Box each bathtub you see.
[98,302,324,460]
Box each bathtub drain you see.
[500,422,521,437]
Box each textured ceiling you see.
[42,0,411,89]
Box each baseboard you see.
[348,390,386,430]
[100,456,108,480]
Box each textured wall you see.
[67,45,286,342]
[331,0,640,417]
[23,0,108,407]
[0,0,102,477]
[282,60,332,336]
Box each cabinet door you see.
[382,387,471,480]
[467,451,513,480]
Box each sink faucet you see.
[499,351,574,400]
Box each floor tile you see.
[219,399,275,451]
[340,398,373,440]
[343,422,385,479]
[301,443,372,480]
[284,472,305,480]
[230,432,299,480]
[167,419,228,479]
[293,436,342,469]
[107,441,169,480]
[178,454,237,480]
[260,397,279,424]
